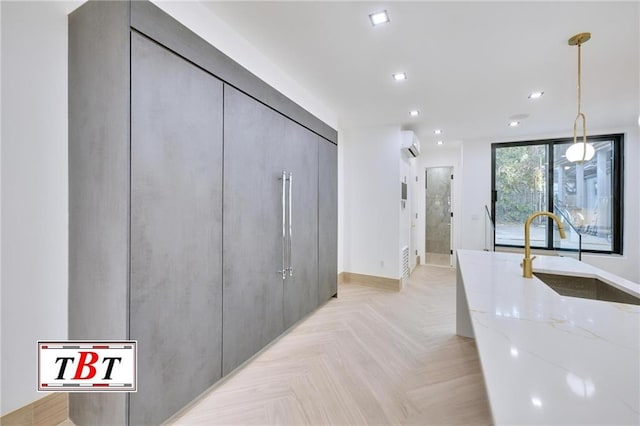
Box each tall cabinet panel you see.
[129,33,224,425]
[283,121,319,328]
[222,85,286,375]
[319,139,339,302]
[68,1,130,424]
[70,2,337,424]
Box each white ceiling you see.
[202,1,639,150]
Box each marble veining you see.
[456,249,640,425]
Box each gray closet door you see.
[223,85,286,375]
[283,121,319,328]
[130,33,223,426]
[319,139,338,302]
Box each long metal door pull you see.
[288,172,293,278]
[278,171,287,280]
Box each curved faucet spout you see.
[522,212,566,278]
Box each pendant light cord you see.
[577,42,581,116]
[573,39,588,161]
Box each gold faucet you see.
[522,212,566,278]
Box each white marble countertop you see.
[456,249,640,425]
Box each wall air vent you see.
[402,245,410,281]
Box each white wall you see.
[341,126,402,279]
[337,138,345,273]
[459,127,640,283]
[416,147,463,266]
[1,1,79,415]
[0,0,336,416]
[398,130,418,273]
[459,141,492,253]
[399,138,416,276]
[151,1,337,129]
[0,0,3,412]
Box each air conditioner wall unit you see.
[401,130,420,158]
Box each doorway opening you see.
[425,167,453,266]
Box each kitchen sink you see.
[533,273,640,305]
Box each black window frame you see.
[491,134,624,255]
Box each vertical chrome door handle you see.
[288,172,293,277]
[278,171,287,280]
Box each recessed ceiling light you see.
[409,110,419,117]
[436,141,444,145]
[434,129,442,135]
[509,121,520,127]
[369,10,389,26]
[392,72,407,81]
[528,91,544,99]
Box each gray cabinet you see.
[129,33,223,426]
[222,86,321,373]
[69,1,337,425]
[283,119,319,328]
[319,140,339,301]
[68,2,130,424]
[222,86,286,374]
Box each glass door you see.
[425,167,453,266]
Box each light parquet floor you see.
[171,265,492,425]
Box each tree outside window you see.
[492,135,623,254]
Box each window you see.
[491,134,623,254]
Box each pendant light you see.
[565,32,595,163]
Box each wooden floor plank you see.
[172,265,491,425]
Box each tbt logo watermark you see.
[38,341,137,392]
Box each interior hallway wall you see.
[1,1,80,415]
[0,0,4,411]
[337,138,344,274]
[340,126,402,280]
[399,139,417,274]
